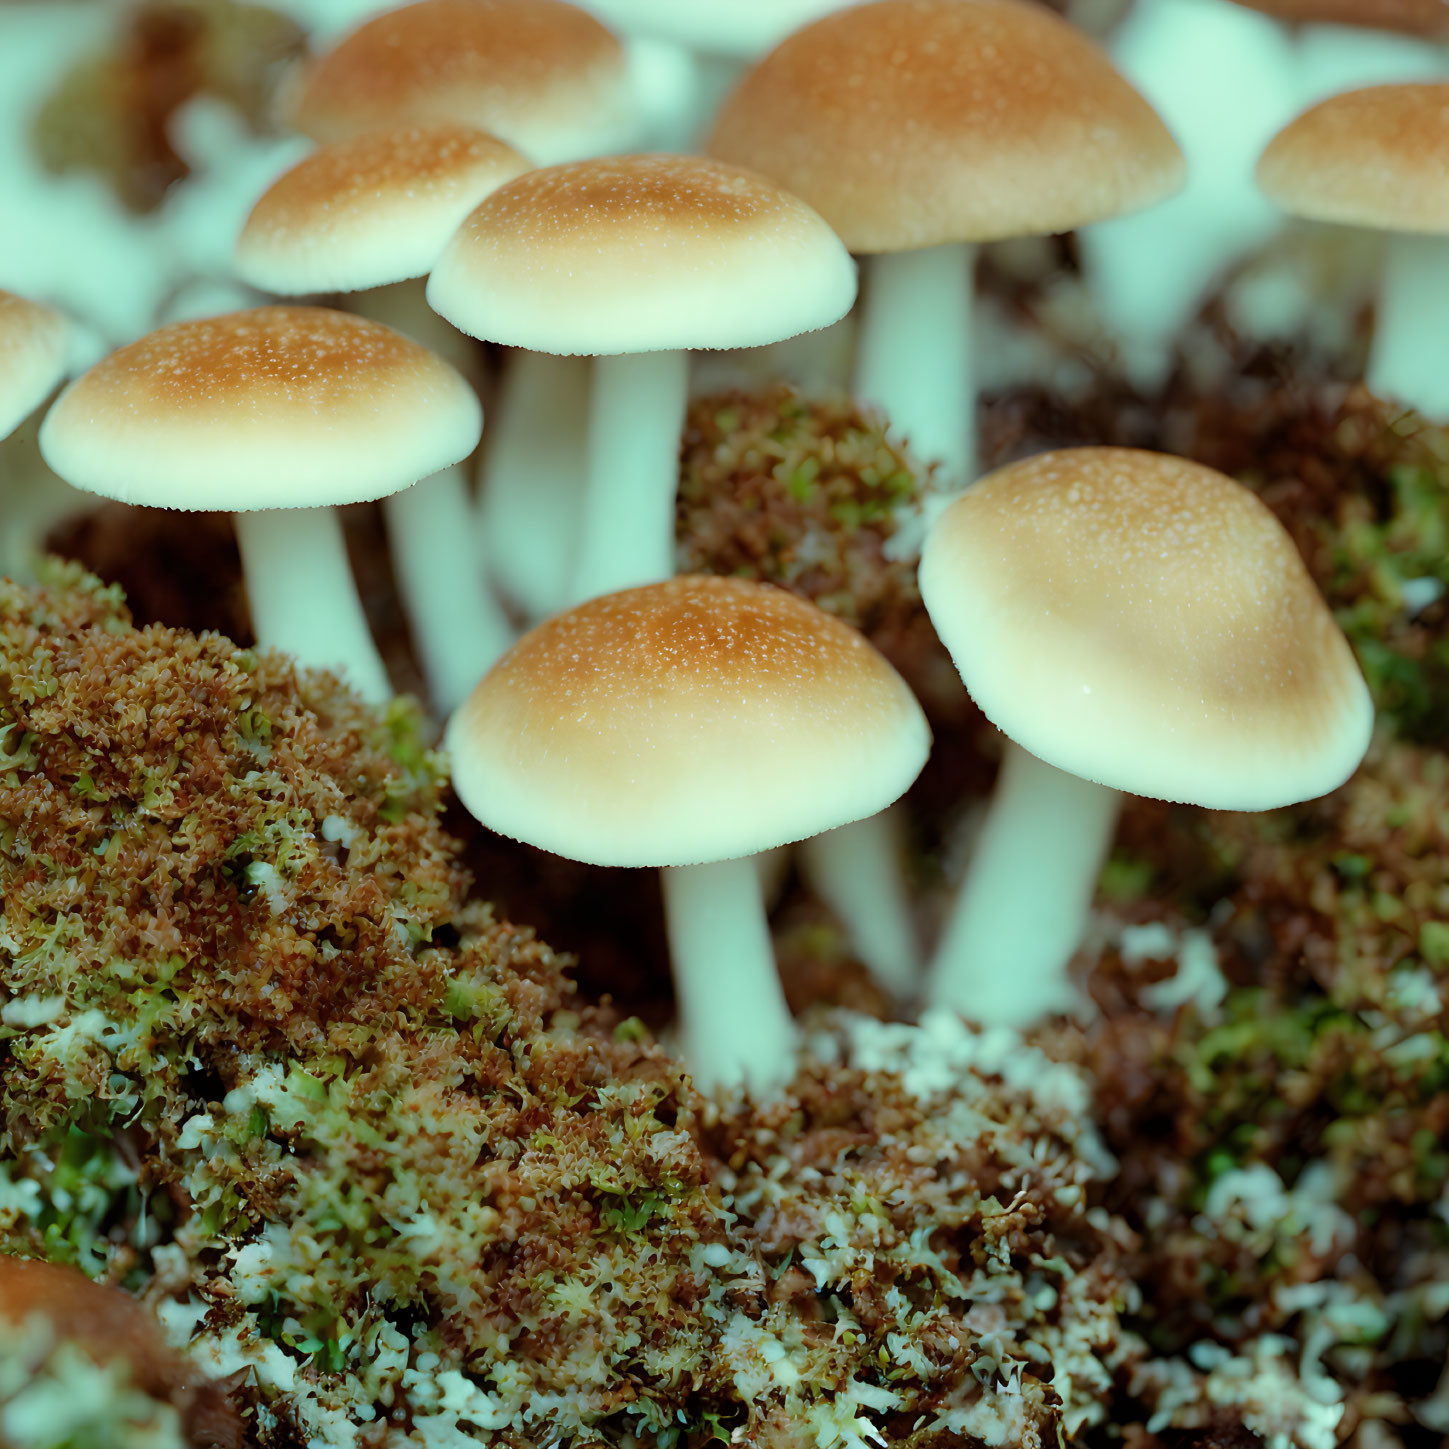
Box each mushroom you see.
[446,575,930,1094]
[707,0,1183,486]
[236,122,531,712]
[0,1255,243,1449]
[39,306,480,702]
[427,153,857,604]
[0,289,69,579]
[919,447,1374,1026]
[1257,83,1449,423]
[284,0,638,163]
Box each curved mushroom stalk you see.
[384,465,515,716]
[929,741,1120,1026]
[855,243,976,488]
[571,349,690,604]
[662,855,796,1096]
[1368,232,1449,422]
[234,507,392,704]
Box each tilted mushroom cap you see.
[426,153,857,353]
[706,0,1185,253]
[447,575,931,867]
[286,0,635,164]
[1257,83,1449,232]
[1233,0,1449,34]
[39,306,481,511]
[0,290,67,440]
[919,448,1373,811]
[236,123,532,294]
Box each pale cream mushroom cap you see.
[39,307,481,512]
[286,0,635,164]
[426,153,858,353]
[1257,84,1449,233]
[919,448,1373,811]
[447,575,931,867]
[0,291,67,441]
[1233,0,1449,34]
[705,0,1185,253]
[236,123,531,294]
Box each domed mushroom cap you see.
[706,0,1185,253]
[0,290,67,441]
[286,0,635,164]
[919,448,1373,811]
[236,123,531,294]
[584,0,851,56]
[1232,0,1449,35]
[426,153,857,353]
[40,306,481,512]
[1257,84,1449,233]
[447,575,931,867]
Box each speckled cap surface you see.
[426,153,857,353]
[706,0,1185,253]
[447,575,931,866]
[236,123,531,294]
[1232,0,1448,34]
[286,0,636,164]
[0,290,67,441]
[919,448,1373,810]
[40,307,481,512]
[1258,84,1449,233]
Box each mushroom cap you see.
[583,0,852,57]
[705,0,1185,253]
[0,290,67,441]
[235,123,532,294]
[447,575,931,867]
[1257,83,1449,233]
[39,306,481,512]
[1232,0,1449,35]
[919,448,1373,811]
[286,0,635,164]
[426,153,857,354]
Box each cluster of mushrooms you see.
[6,0,1439,1094]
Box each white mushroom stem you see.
[1294,26,1447,109]
[477,351,590,621]
[383,466,514,716]
[233,506,392,703]
[1368,233,1449,423]
[1080,0,1295,384]
[798,807,921,999]
[662,855,796,1097]
[855,242,975,488]
[929,741,1121,1027]
[572,349,690,604]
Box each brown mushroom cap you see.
[706,0,1185,253]
[426,153,857,353]
[1257,83,1449,233]
[286,0,634,163]
[1232,0,1449,35]
[919,448,1373,811]
[235,122,531,294]
[39,306,481,511]
[447,575,930,867]
[0,289,67,440]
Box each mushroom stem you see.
[572,349,690,604]
[233,506,392,703]
[1368,233,1449,422]
[478,350,590,621]
[383,465,514,716]
[798,806,921,998]
[661,855,795,1096]
[929,740,1121,1026]
[855,242,975,487]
